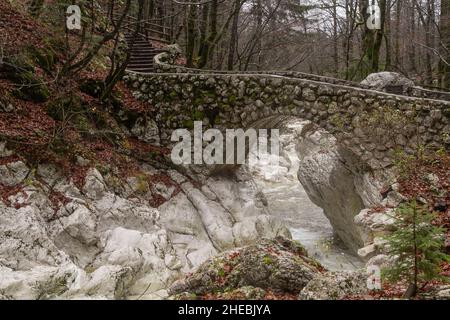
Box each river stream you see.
[248,120,363,271]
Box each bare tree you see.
[439,0,450,88]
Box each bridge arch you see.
[122,67,449,252]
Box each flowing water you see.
[248,120,364,271]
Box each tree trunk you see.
[403,283,418,299]
[394,0,402,68]
[372,0,387,72]
[228,0,242,70]
[186,4,197,67]
[385,0,392,70]
[409,2,418,75]
[198,4,209,64]
[359,0,387,76]
[142,0,150,22]
[255,0,263,70]
[424,0,435,85]
[199,0,218,68]
[344,0,355,79]
[439,0,450,89]
[332,0,339,76]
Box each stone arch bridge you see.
[123,53,450,169]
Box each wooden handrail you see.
[111,11,171,43]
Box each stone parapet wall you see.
[154,52,370,88]
[154,51,450,101]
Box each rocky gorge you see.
[0,112,414,300]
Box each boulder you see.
[169,237,323,297]
[361,72,415,91]
[131,117,160,145]
[296,128,374,252]
[299,270,369,300]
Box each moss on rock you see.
[169,237,324,298]
[3,55,50,103]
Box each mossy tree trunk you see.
[227,0,242,70]
[197,4,210,66]
[186,4,197,67]
[439,0,450,89]
[198,0,218,68]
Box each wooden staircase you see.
[125,34,164,73]
[109,6,172,73]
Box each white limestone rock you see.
[299,270,369,300]
[0,203,68,270]
[0,141,13,157]
[83,168,107,200]
[354,209,396,238]
[361,72,415,91]
[180,181,235,250]
[0,161,29,186]
[131,118,160,145]
[296,129,369,252]
[0,155,294,300]
[0,263,78,300]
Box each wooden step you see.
[127,62,154,67]
[125,38,149,43]
[129,56,154,61]
[128,45,154,50]
[128,60,154,65]
[127,43,151,48]
[127,60,154,65]
[129,50,155,55]
[130,51,160,57]
[126,67,155,73]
